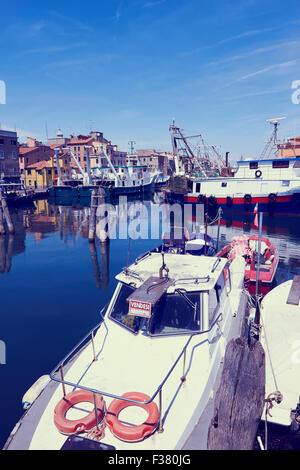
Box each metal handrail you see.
[49,309,223,432]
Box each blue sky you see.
[1,0,300,162]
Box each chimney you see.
[225,152,230,167]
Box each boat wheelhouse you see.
[4,252,247,450]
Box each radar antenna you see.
[260,117,286,159]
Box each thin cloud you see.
[236,59,299,82]
[209,40,300,66]
[143,0,167,7]
[115,1,124,22]
[48,11,94,32]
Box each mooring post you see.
[88,189,98,242]
[0,203,5,235]
[96,187,109,243]
[207,336,265,450]
[0,192,14,234]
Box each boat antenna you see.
[159,252,169,279]
[125,237,131,274]
[216,207,222,252]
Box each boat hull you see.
[165,191,300,217]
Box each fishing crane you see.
[169,121,225,177]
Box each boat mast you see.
[260,117,286,159]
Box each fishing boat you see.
[216,234,278,295]
[154,228,216,256]
[166,119,300,217]
[94,165,154,197]
[0,183,35,207]
[259,275,300,429]
[4,252,247,450]
[152,173,169,189]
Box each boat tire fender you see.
[268,193,277,204]
[244,194,252,204]
[54,390,106,435]
[107,392,159,442]
[208,195,217,207]
[226,196,233,207]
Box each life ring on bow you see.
[255,170,262,178]
[244,194,252,204]
[107,392,160,442]
[54,390,106,435]
[268,193,277,204]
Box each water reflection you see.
[1,197,300,289]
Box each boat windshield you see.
[109,284,146,334]
[109,283,202,336]
[148,290,201,336]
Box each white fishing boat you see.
[166,119,300,217]
[93,165,154,196]
[4,252,247,450]
[260,275,300,428]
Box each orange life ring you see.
[54,390,106,435]
[107,392,159,442]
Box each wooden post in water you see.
[0,192,14,234]
[207,336,265,450]
[88,240,102,289]
[0,204,5,235]
[88,189,98,242]
[96,187,109,243]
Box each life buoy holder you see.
[107,392,160,442]
[244,194,252,204]
[268,193,277,204]
[255,170,262,178]
[54,390,106,435]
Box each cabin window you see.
[196,183,201,192]
[0,151,4,159]
[249,162,258,169]
[109,284,146,334]
[148,291,201,336]
[282,180,290,186]
[221,182,227,187]
[272,160,289,169]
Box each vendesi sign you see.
[129,300,151,318]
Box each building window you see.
[27,169,31,175]
[249,162,258,169]
[12,151,17,159]
[0,151,4,159]
[0,139,4,145]
[272,160,289,169]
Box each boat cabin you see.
[109,253,229,335]
[190,157,300,199]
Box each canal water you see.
[0,194,299,449]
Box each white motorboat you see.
[260,275,300,428]
[4,252,247,450]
